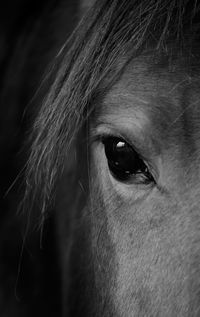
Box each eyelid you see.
[91,128,149,165]
[91,126,135,149]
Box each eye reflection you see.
[102,136,154,184]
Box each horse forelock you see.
[25,0,200,220]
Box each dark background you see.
[0,1,79,315]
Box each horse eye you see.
[103,137,154,184]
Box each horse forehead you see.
[102,59,200,152]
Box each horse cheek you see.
[92,179,200,317]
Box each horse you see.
[21,0,200,316]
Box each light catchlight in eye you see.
[102,136,155,184]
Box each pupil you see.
[103,137,149,182]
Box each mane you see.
[24,0,200,220]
